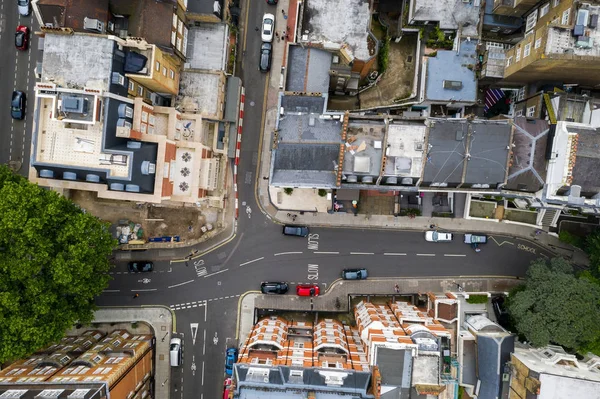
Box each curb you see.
[233,87,245,220]
[235,290,260,341]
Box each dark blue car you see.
[225,347,238,376]
[11,91,25,120]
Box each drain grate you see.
[407,56,413,63]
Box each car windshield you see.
[170,343,178,350]
[18,0,28,5]
[432,232,438,240]
[15,33,23,46]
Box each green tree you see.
[586,230,600,277]
[507,257,600,350]
[0,166,116,363]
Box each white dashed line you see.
[103,289,120,293]
[444,254,467,257]
[314,251,339,255]
[167,279,195,289]
[416,254,436,257]
[239,257,264,266]
[274,251,303,256]
[384,253,407,256]
[350,252,374,255]
[203,268,229,278]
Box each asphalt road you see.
[0,3,38,175]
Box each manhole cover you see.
[249,101,255,106]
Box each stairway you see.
[541,208,560,228]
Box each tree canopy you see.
[0,166,116,363]
[507,257,600,351]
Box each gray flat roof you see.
[570,126,600,194]
[302,0,372,60]
[187,0,219,15]
[271,143,340,188]
[41,34,114,90]
[410,0,480,37]
[286,46,332,93]
[278,96,342,143]
[185,23,227,71]
[465,121,511,184]
[425,39,478,103]
[176,71,221,115]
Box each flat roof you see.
[570,125,600,194]
[425,39,478,103]
[176,71,221,115]
[302,0,372,61]
[185,23,227,71]
[342,120,385,178]
[286,46,332,93]
[410,0,480,37]
[186,0,219,15]
[41,34,115,90]
[37,0,109,30]
[464,121,511,184]
[111,0,174,51]
[386,123,426,178]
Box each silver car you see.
[18,0,30,16]
[424,231,453,242]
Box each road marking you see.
[202,361,205,385]
[444,254,467,257]
[203,329,206,355]
[168,279,195,289]
[314,251,339,255]
[274,251,303,256]
[350,252,374,255]
[239,257,264,266]
[103,289,120,293]
[191,323,198,345]
[204,268,229,278]
[489,236,515,246]
[384,253,407,256]
[131,288,157,292]
[416,253,436,257]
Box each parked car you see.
[282,225,309,237]
[225,347,238,376]
[342,268,368,280]
[127,261,154,272]
[464,234,488,244]
[17,0,30,16]
[169,337,182,367]
[492,296,510,328]
[223,378,232,399]
[296,284,320,297]
[261,282,289,294]
[424,231,453,242]
[261,13,275,42]
[259,42,272,72]
[11,90,25,120]
[15,25,29,51]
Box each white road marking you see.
[274,251,303,256]
[314,251,339,255]
[191,323,199,345]
[239,257,264,266]
[131,288,158,292]
[444,254,467,257]
[384,252,407,256]
[103,289,120,292]
[201,361,205,385]
[203,329,206,355]
[168,279,195,289]
[350,252,374,255]
[203,268,229,278]
[416,254,436,257]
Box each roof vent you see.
[83,17,105,33]
[443,80,463,90]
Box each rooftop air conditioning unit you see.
[83,17,105,33]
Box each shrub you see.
[466,294,489,304]
[284,188,293,195]
[378,35,390,74]
[559,231,585,249]
[318,189,327,197]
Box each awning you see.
[336,189,360,201]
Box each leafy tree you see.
[0,166,116,363]
[586,230,600,277]
[507,257,600,350]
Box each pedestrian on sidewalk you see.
[133,293,139,299]
[394,284,400,293]
[281,9,286,16]
[275,31,279,38]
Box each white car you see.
[261,13,275,42]
[17,0,30,16]
[424,231,453,242]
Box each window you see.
[527,106,536,117]
[169,69,175,79]
[516,47,521,62]
[138,86,144,96]
[524,43,531,57]
[128,81,134,91]
[162,66,167,76]
[518,86,526,101]
[540,3,550,17]
[562,9,570,25]
[526,9,538,32]
[506,56,513,67]
[155,61,160,72]
[553,0,560,7]
[535,37,542,49]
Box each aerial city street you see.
[1,0,600,399]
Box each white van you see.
[169,337,182,367]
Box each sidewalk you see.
[92,306,175,399]
[254,1,588,268]
[237,277,523,344]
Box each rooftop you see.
[342,120,386,181]
[570,125,600,194]
[286,46,332,94]
[425,39,478,103]
[186,0,217,15]
[185,23,227,71]
[177,71,222,116]
[41,34,115,90]
[35,0,109,29]
[302,0,373,61]
[506,117,549,193]
[385,122,427,179]
[546,4,600,57]
[477,334,515,399]
[410,0,480,37]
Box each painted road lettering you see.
[308,264,319,280]
[308,233,319,250]
[518,244,536,254]
[194,259,207,277]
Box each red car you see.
[15,25,29,51]
[296,284,320,297]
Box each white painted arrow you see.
[191,323,199,345]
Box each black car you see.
[282,225,309,237]
[492,296,510,328]
[128,261,154,272]
[259,42,272,72]
[261,282,289,295]
[11,91,25,120]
